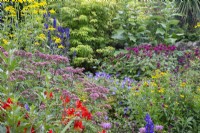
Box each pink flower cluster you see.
[84,82,109,100]
[34,51,69,64]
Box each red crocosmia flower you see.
[7,98,13,104]
[64,96,70,103]
[80,106,92,120]
[2,102,11,110]
[66,108,75,116]
[74,120,84,130]
[48,129,53,133]
[49,92,53,99]
[76,100,83,108]
[6,126,10,133]
[31,127,36,133]
[2,98,13,110]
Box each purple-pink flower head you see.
[155,125,164,131]
[100,122,112,130]
[139,127,146,133]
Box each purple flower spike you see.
[145,113,154,133]
[44,23,48,29]
[53,18,56,28]
[65,28,70,38]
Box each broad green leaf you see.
[111,29,125,40]
[156,28,165,35]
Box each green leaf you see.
[160,23,167,29]
[61,119,74,133]
[168,20,179,25]
[129,36,136,42]
[112,29,125,40]
[156,28,165,35]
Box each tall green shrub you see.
[51,0,119,49]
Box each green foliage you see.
[145,0,184,44]
[112,0,184,46]
[111,1,149,46]
[175,0,200,30]
[52,0,119,49]
[70,45,98,69]
[96,46,115,57]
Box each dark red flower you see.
[17,121,21,127]
[6,126,10,133]
[31,127,36,133]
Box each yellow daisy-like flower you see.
[194,22,200,28]
[39,9,46,14]
[158,88,164,93]
[180,95,184,98]
[9,34,15,38]
[151,90,155,93]
[48,27,56,31]
[58,45,64,49]
[2,39,9,45]
[35,42,40,45]
[38,1,47,6]
[151,82,157,87]
[33,10,39,14]
[143,81,149,87]
[38,33,46,40]
[54,37,61,44]
[180,82,186,87]
[49,9,56,14]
